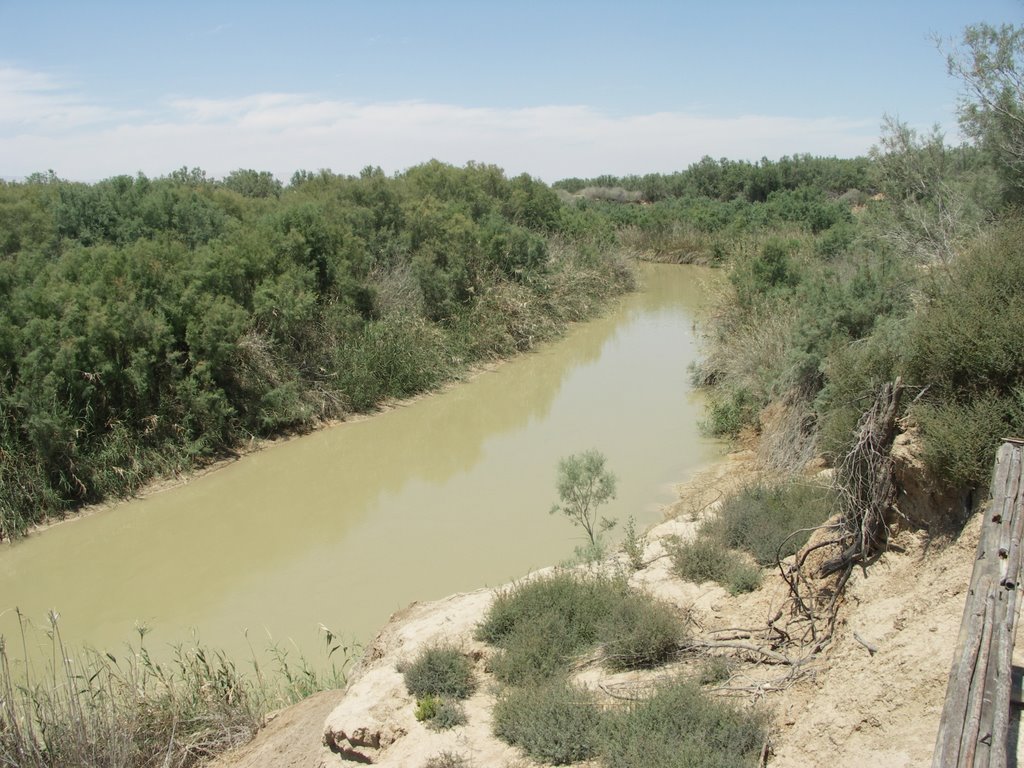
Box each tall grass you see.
[0,613,349,768]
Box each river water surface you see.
[0,264,722,663]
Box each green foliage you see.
[492,679,601,765]
[730,237,802,310]
[423,751,472,768]
[0,616,350,768]
[702,387,760,438]
[947,23,1024,202]
[402,645,477,700]
[670,480,828,594]
[904,219,1024,487]
[816,316,909,460]
[599,594,683,671]
[697,656,733,685]
[550,449,618,546]
[914,394,1024,489]
[621,515,645,570]
[428,699,468,730]
[669,537,762,595]
[705,482,832,566]
[600,677,768,768]
[477,572,683,683]
[0,163,635,534]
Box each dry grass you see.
[0,613,349,768]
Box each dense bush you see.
[670,480,829,594]
[0,163,634,535]
[402,645,477,700]
[705,482,832,565]
[903,220,1024,487]
[601,677,768,768]
[477,572,683,683]
[492,679,601,765]
[670,537,762,595]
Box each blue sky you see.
[1,0,1021,182]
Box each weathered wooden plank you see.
[998,448,1023,588]
[989,585,1017,767]
[958,585,996,767]
[934,442,1023,768]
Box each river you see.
[0,263,722,665]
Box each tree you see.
[946,23,1024,201]
[550,450,617,546]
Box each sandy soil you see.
[207,445,1016,768]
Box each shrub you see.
[415,694,440,721]
[702,387,760,437]
[669,537,762,594]
[621,515,645,570]
[904,219,1024,488]
[479,573,625,684]
[670,536,733,585]
[492,680,601,765]
[402,645,476,700]
[697,656,733,685]
[725,561,764,595]
[415,696,467,730]
[599,594,683,671]
[704,481,831,565]
[429,699,468,730]
[423,752,471,768]
[913,394,1024,489]
[816,315,909,461]
[478,572,684,683]
[600,677,768,768]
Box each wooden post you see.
[933,441,1024,768]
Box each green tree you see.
[550,450,617,546]
[946,23,1024,200]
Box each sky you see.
[0,0,1021,183]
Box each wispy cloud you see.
[0,67,135,132]
[0,68,879,182]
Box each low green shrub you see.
[476,571,622,648]
[478,572,684,683]
[697,656,733,685]
[913,393,1024,489]
[600,677,768,768]
[599,594,683,671]
[429,699,468,730]
[725,560,764,595]
[702,387,760,437]
[621,515,646,570]
[705,481,831,565]
[414,694,441,721]
[415,696,467,730]
[492,680,601,765]
[903,218,1024,488]
[669,537,762,595]
[423,752,471,768]
[402,645,476,700]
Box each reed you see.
[0,612,350,768]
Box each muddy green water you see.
[0,264,722,663]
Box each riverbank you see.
[2,261,722,676]
[208,434,1014,767]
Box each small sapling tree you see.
[550,450,617,547]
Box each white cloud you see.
[0,67,134,132]
[0,69,879,182]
